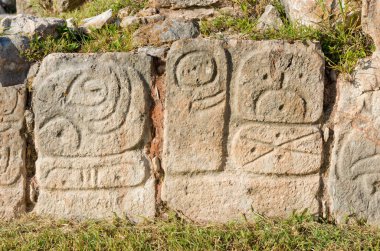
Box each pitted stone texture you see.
[281,0,334,27]
[163,174,320,223]
[0,35,30,87]
[329,54,380,225]
[164,39,227,174]
[0,14,65,37]
[133,19,199,46]
[230,40,324,124]
[163,39,324,222]
[150,0,218,9]
[0,84,26,219]
[33,53,155,220]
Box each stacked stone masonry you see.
[0,33,380,225]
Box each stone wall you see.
[1,0,380,225]
[0,36,333,223]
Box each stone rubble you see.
[132,18,200,46]
[257,4,283,31]
[80,9,113,33]
[0,14,65,37]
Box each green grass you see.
[201,0,373,74]
[22,0,374,74]
[1,213,380,250]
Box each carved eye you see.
[176,52,217,87]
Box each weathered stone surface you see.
[164,39,227,174]
[0,14,65,37]
[230,124,322,175]
[0,84,26,219]
[231,40,324,124]
[363,0,380,48]
[159,8,215,20]
[280,0,333,27]
[133,19,199,46]
[120,14,165,29]
[257,4,283,31]
[329,54,380,225]
[33,53,155,221]
[163,174,320,223]
[0,35,30,87]
[150,0,218,9]
[80,9,113,33]
[163,39,324,222]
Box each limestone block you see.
[33,53,155,221]
[164,39,227,174]
[329,55,380,225]
[150,0,218,9]
[231,40,324,124]
[163,174,320,223]
[0,15,66,38]
[280,0,334,27]
[163,39,325,222]
[0,84,26,219]
[0,35,30,87]
[230,124,322,175]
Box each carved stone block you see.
[163,39,325,223]
[33,53,155,220]
[164,39,227,174]
[0,84,26,219]
[330,55,380,225]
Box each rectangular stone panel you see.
[0,84,26,219]
[164,39,228,174]
[230,123,322,175]
[230,40,324,124]
[163,39,324,223]
[162,173,320,223]
[330,56,380,225]
[33,53,155,221]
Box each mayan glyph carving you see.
[33,53,155,220]
[235,47,323,123]
[231,124,322,175]
[163,39,325,223]
[329,0,380,225]
[164,39,227,174]
[330,56,380,224]
[0,84,26,219]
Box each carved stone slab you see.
[163,39,325,222]
[0,84,26,219]
[330,55,380,224]
[164,39,227,174]
[33,53,155,220]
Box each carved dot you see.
[299,73,303,78]
[263,73,268,80]
[250,147,256,153]
[275,133,280,138]
[278,104,284,111]
[56,130,63,138]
